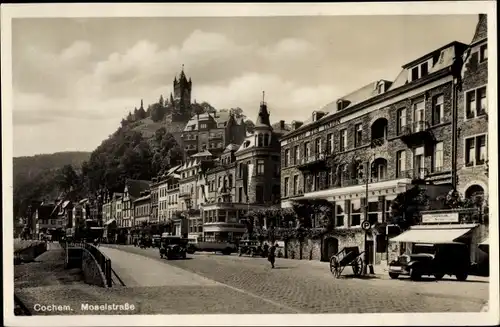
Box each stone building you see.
[181,111,247,159]
[133,191,151,228]
[169,67,193,123]
[457,14,489,201]
[280,40,470,265]
[120,179,150,243]
[200,99,286,242]
[150,179,159,227]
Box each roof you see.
[134,194,151,202]
[191,150,213,158]
[223,143,239,153]
[125,179,151,198]
[287,41,467,136]
[471,14,487,44]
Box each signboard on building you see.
[421,212,459,224]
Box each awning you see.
[104,219,116,226]
[390,225,476,244]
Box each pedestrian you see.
[268,243,276,269]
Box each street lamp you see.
[362,154,377,275]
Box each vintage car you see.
[159,234,188,260]
[152,234,161,248]
[238,240,264,257]
[388,243,471,281]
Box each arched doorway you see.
[321,237,339,262]
[465,185,485,199]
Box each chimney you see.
[279,120,285,129]
[291,120,303,130]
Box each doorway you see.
[322,237,339,261]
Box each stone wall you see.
[16,242,47,264]
[81,249,107,288]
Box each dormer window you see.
[409,59,432,82]
[200,123,207,129]
[337,100,349,111]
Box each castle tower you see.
[171,64,192,121]
[253,91,273,148]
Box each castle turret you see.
[254,91,271,130]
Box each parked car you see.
[192,241,236,255]
[388,243,471,281]
[159,234,188,260]
[238,239,264,257]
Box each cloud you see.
[194,72,340,122]
[13,29,337,156]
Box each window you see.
[351,199,361,227]
[294,146,300,165]
[326,133,333,154]
[200,123,207,129]
[304,142,310,159]
[274,163,280,177]
[465,135,487,166]
[368,201,379,224]
[396,150,406,177]
[411,66,419,81]
[264,133,270,146]
[255,185,264,204]
[238,187,243,202]
[339,129,347,152]
[378,83,384,94]
[257,159,265,175]
[314,138,321,158]
[433,142,444,172]
[479,43,488,62]
[336,203,345,227]
[432,95,444,125]
[228,174,233,188]
[258,134,263,147]
[420,62,428,77]
[283,177,289,197]
[218,176,222,188]
[293,175,299,195]
[284,149,290,167]
[397,108,406,135]
[466,86,487,119]
[354,123,363,147]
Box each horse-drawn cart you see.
[329,246,365,278]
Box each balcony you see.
[296,153,327,171]
[400,121,435,146]
[179,191,193,199]
[209,133,223,140]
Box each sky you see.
[12,15,479,157]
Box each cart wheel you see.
[352,256,363,277]
[330,256,340,278]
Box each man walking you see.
[268,243,276,269]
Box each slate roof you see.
[223,143,239,153]
[125,179,151,199]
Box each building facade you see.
[133,192,151,228]
[200,100,285,242]
[457,14,489,201]
[181,111,247,159]
[280,40,470,265]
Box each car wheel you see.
[389,272,399,279]
[456,272,468,281]
[409,268,421,281]
[434,273,444,280]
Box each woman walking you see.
[268,243,276,269]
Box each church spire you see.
[255,91,271,128]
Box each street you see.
[100,245,489,314]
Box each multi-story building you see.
[200,99,286,242]
[121,179,150,242]
[178,152,211,240]
[280,40,470,265]
[150,179,159,226]
[133,191,151,228]
[181,111,247,159]
[156,176,168,223]
[457,14,489,201]
[34,202,59,239]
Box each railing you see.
[64,240,112,287]
[401,121,431,135]
[296,153,326,166]
[209,134,223,140]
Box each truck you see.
[189,239,237,255]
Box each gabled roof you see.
[191,150,213,158]
[125,179,151,199]
[134,194,151,203]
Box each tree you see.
[390,185,430,230]
[136,106,147,120]
[244,119,255,133]
[150,102,167,122]
[229,107,245,119]
[56,164,81,195]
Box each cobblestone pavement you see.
[105,245,489,314]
